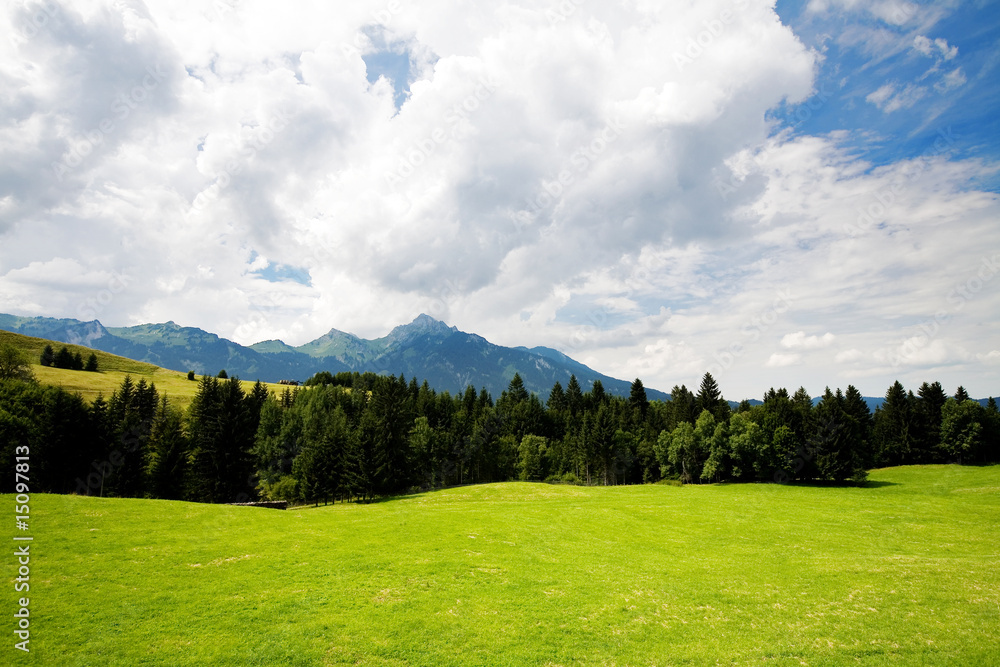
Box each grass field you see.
[5,465,999,665]
[0,330,285,409]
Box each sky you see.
[1,0,999,401]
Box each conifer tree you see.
[53,346,74,369]
[873,381,912,466]
[629,378,649,420]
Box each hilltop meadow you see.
[0,330,285,410]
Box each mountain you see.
[0,312,667,400]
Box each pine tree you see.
[955,386,970,402]
[369,375,414,495]
[843,385,873,469]
[565,375,583,416]
[53,346,74,369]
[810,388,867,483]
[518,434,545,481]
[873,381,912,466]
[589,379,607,408]
[984,398,1000,463]
[85,353,99,372]
[39,344,54,367]
[505,373,530,403]
[696,372,727,420]
[146,396,188,499]
[104,376,158,498]
[186,376,257,502]
[72,352,84,371]
[670,385,696,427]
[547,382,567,413]
[913,382,947,462]
[629,378,649,420]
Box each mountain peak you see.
[412,313,452,329]
[395,314,455,334]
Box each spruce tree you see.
[40,344,54,367]
[913,382,947,462]
[696,372,723,417]
[629,378,649,420]
[873,381,912,466]
[53,346,74,369]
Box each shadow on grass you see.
[777,479,900,489]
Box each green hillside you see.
[0,330,285,409]
[8,465,1000,665]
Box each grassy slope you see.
[7,465,1000,666]
[0,330,285,409]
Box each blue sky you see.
[0,0,998,400]
[774,0,1000,173]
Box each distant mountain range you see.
[0,312,669,401]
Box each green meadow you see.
[6,465,1000,665]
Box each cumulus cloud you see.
[781,331,836,350]
[766,353,802,368]
[1,0,998,400]
[835,349,865,364]
[913,35,958,60]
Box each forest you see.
[1,354,998,501]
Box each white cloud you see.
[766,353,802,368]
[913,34,956,60]
[835,349,865,363]
[912,35,935,57]
[866,82,927,112]
[781,331,836,350]
[807,0,924,27]
[867,83,896,107]
[935,68,967,93]
[934,37,958,61]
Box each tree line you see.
[0,360,997,501]
[39,344,99,372]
